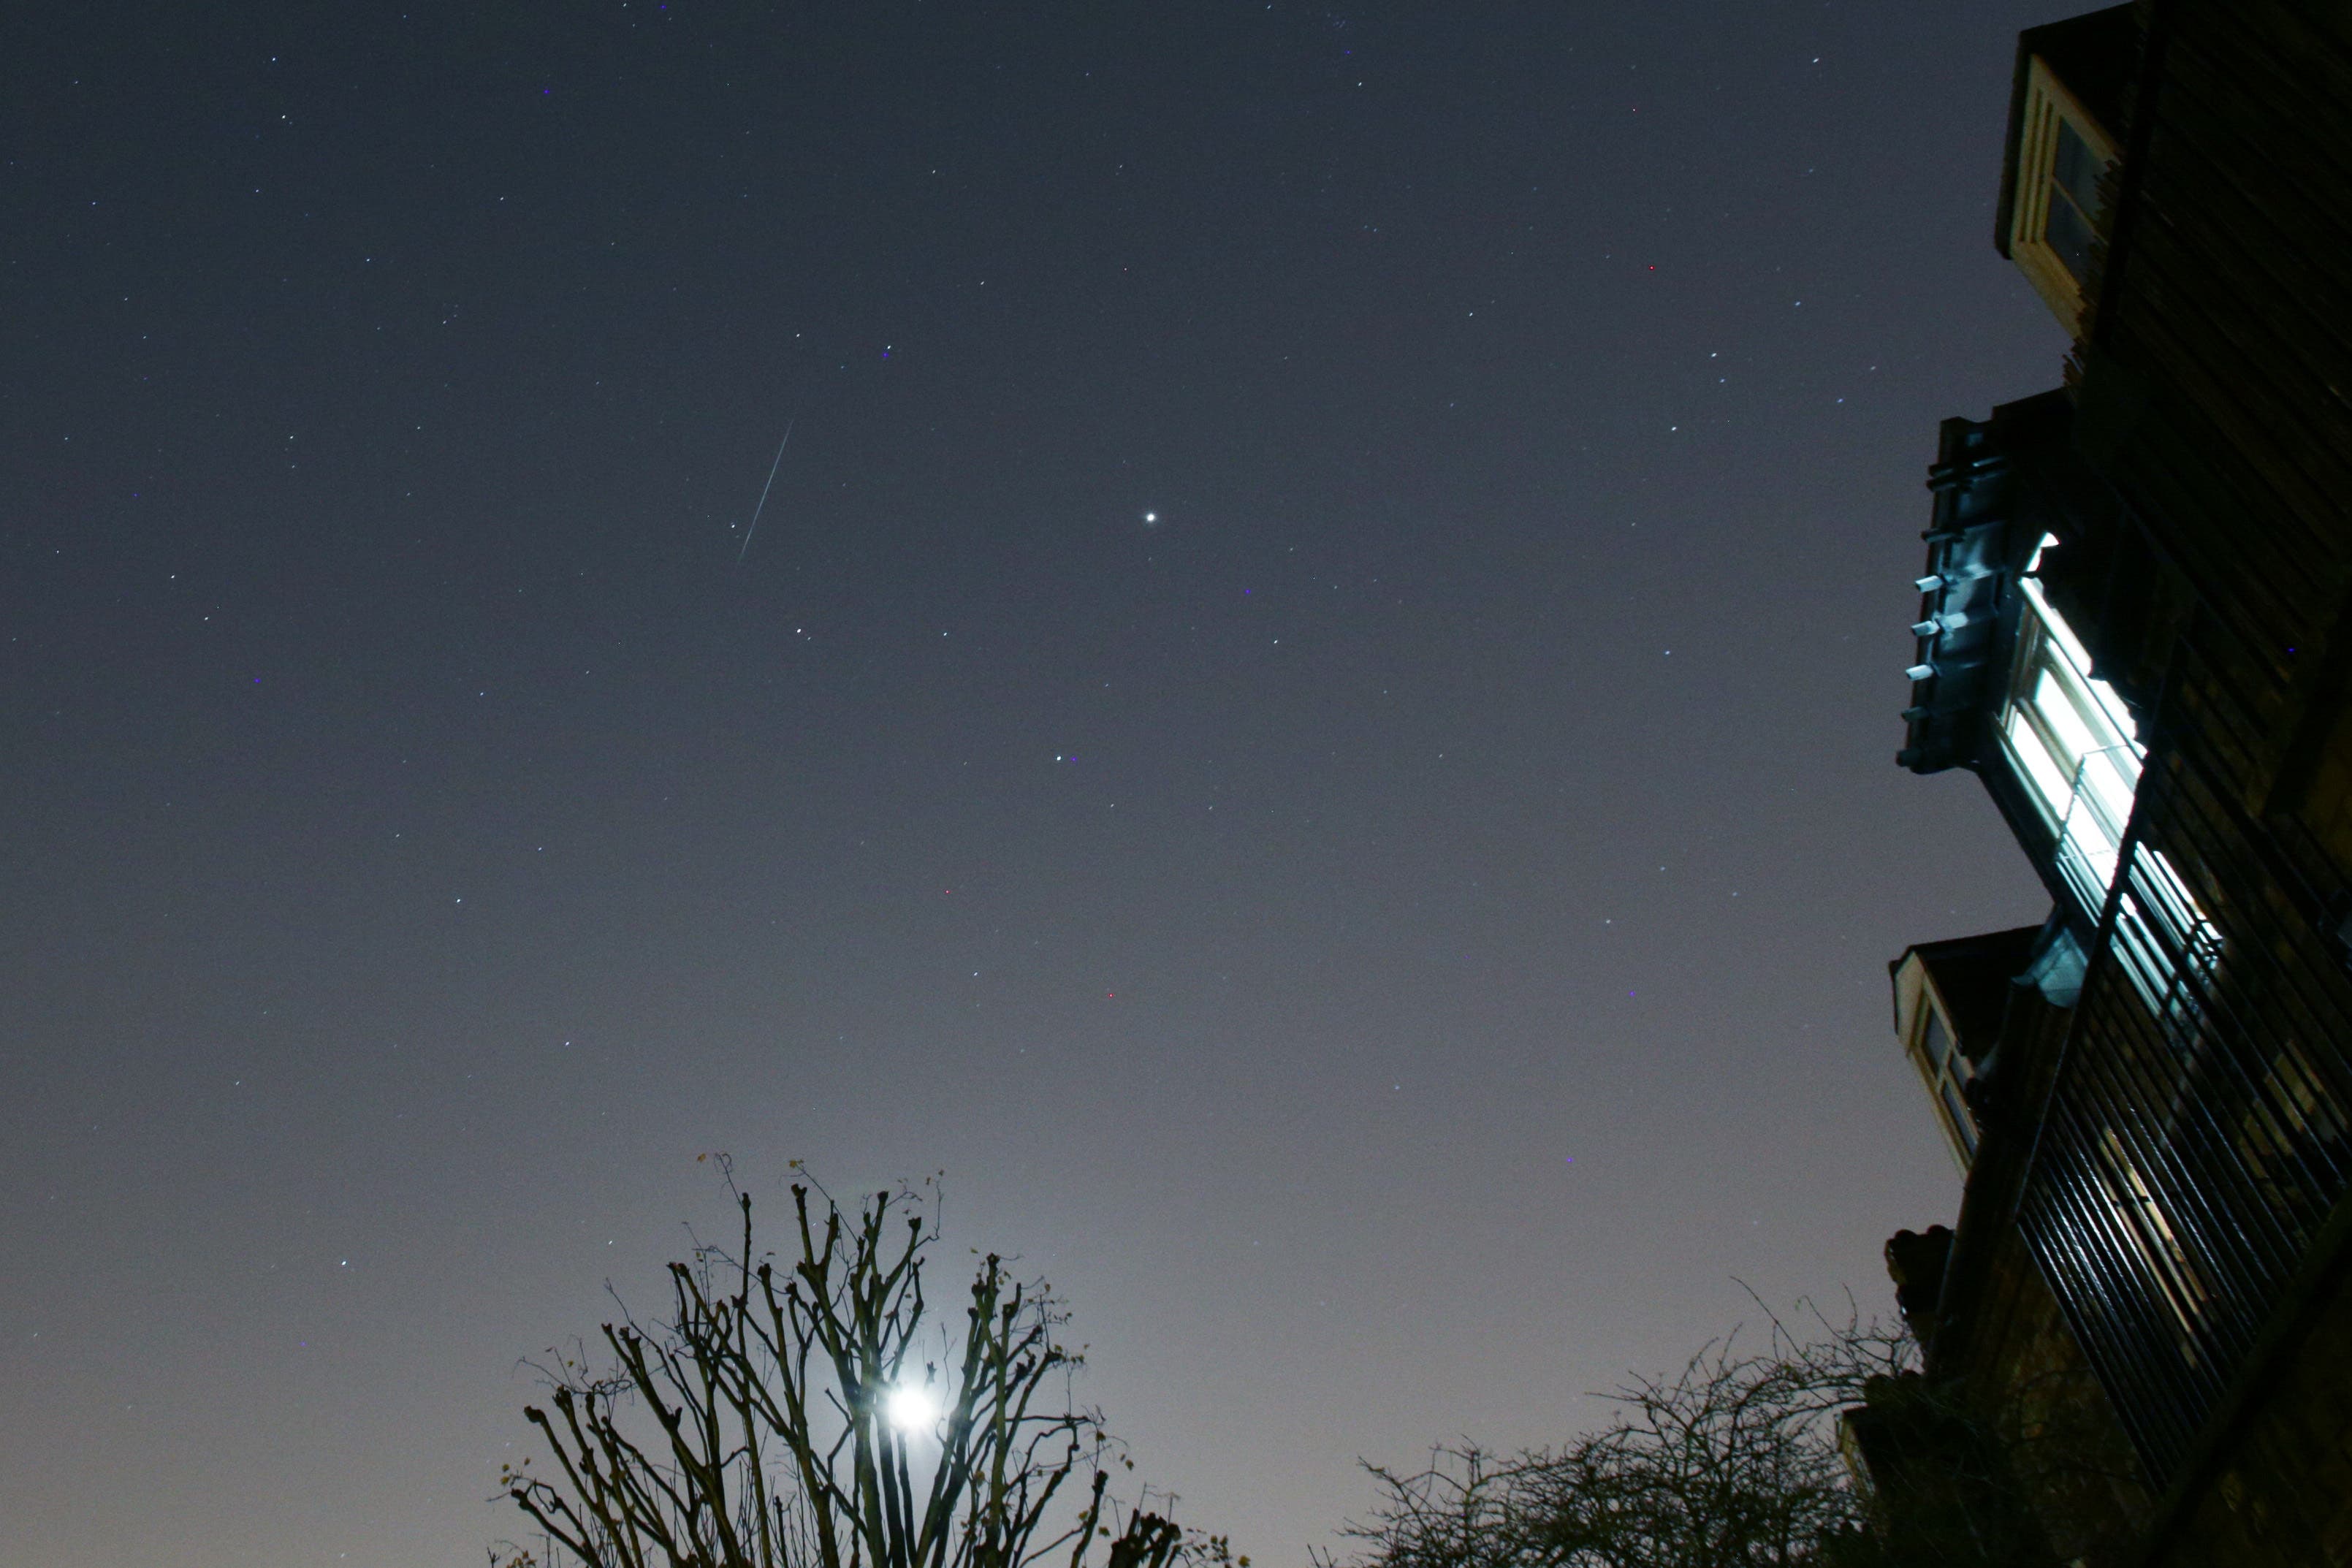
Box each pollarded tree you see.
[495,1171,1232,1568]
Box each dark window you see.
[2045,118,2104,282]
[2052,118,2103,213]
[1942,1081,1979,1157]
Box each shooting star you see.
[737,419,794,563]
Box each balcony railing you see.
[2017,733,2352,1486]
[2051,743,2220,1047]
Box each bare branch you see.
[500,1179,1218,1568]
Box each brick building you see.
[1866,3,2352,1561]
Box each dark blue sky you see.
[4,4,2065,1563]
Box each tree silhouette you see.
[1325,1303,2063,1567]
[496,1171,1231,1568]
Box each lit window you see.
[1999,546,2143,912]
[2096,1127,2210,1367]
[1999,538,2219,1034]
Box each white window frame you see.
[1998,538,2219,1038]
[1892,952,1982,1174]
[2009,55,2121,336]
[1919,997,1980,1171]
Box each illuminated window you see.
[1999,538,2218,1032]
[2096,1127,2211,1367]
[1998,538,2142,910]
[2008,56,2120,335]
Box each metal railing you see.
[2017,718,2352,1486]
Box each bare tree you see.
[495,1171,1234,1568]
[1324,1304,1998,1568]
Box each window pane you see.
[2006,706,2078,821]
[2046,118,2104,283]
[1942,1081,1979,1158]
[2045,191,2096,283]
[2033,666,2104,771]
[2024,577,2136,739]
[2082,745,2141,835]
[2053,118,2104,215]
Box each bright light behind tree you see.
[884,1383,938,1434]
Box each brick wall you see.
[2151,1247,2352,1566]
[1961,1223,2153,1567]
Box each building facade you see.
[1874,2,2352,1561]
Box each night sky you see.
[5,4,2068,1564]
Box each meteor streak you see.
[737,419,793,563]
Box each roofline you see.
[1995,33,2035,258]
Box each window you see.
[2008,56,2120,334]
[1999,537,2220,1038]
[1922,1007,1979,1164]
[2096,1127,2211,1368]
[1893,966,1981,1174]
[1998,541,2143,914]
[2045,118,2104,282]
